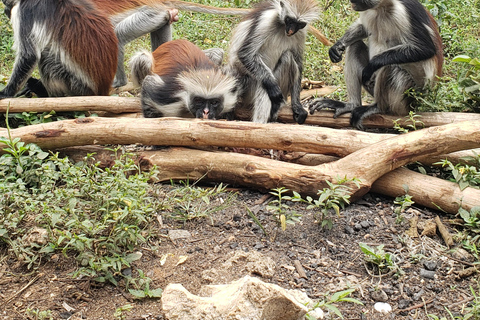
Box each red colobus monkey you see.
[2,0,250,89]
[95,0,252,88]
[227,0,319,124]
[130,39,239,119]
[308,0,443,130]
[0,0,117,99]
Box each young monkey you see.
[227,0,319,124]
[130,39,239,120]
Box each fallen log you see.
[2,117,478,208]
[57,146,480,214]
[2,95,480,129]
[0,117,392,157]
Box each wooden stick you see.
[293,260,308,279]
[435,216,454,248]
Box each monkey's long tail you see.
[129,50,154,87]
[164,1,332,46]
[165,1,250,16]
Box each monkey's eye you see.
[285,17,294,25]
[193,97,205,107]
[210,99,220,107]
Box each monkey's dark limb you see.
[308,98,356,119]
[350,104,380,130]
[15,78,49,98]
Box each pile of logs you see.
[1,91,479,215]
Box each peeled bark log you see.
[57,146,480,214]
[0,96,140,114]
[2,96,479,129]
[2,118,479,209]
[0,117,392,156]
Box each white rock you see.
[374,302,392,313]
[162,275,324,320]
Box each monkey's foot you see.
[291,103,308,124]
[308,98,355,118]
[350,104,380,131]
[168,9,179,24]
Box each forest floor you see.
[0,185,478,320]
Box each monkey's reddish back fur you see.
[94,0,166,15]
[151,39,215,77]
[49,0,117,95]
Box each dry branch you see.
[2,95,480,129]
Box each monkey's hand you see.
[329,42,346,63]
[361,65,376,87]
[308,98,355,119]
[291,102,308,124]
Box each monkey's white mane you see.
[177,68,238,112]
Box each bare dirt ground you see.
[0,186,478,320]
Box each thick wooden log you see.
[1,95,480,129]
[57,146,480,214]
[2,117,478,203]
[0,117,392,157]
[0,96,141,114]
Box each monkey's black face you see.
[284,17,307,36]
[191,96,224,119]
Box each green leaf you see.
[324,304,343,318]
[125,252,143,263]
[452,55,472,63]
[129,289,146,298]
[147,288,163,298]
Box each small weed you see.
[359,243,402,276]
[126,269,163,299]
[453,55,480,111]
[394,187,415,223]
[295,178,359,229]
[114,304,134,320]
[25,309,53,320]
[167,182,235,223]
[245,206,268,236]
[393,111,425,133]
[266,187,302,231]
[435,158,480,190]
[306,289,363,319]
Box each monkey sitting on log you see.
[308,0,444,130]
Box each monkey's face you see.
[350,0,379,11]
[191,96,224,119]
[284,16,307,36]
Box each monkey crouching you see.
[308,0,443,130]
[227,0,319,124]
[0,0,118,99]
[129,39,239,120]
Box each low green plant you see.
[25,308,53,320]
[167,181,235,223]
[453,55,480,111]
[359,243,402,276]
[393,111,425,133]
[393,188,415,223]
[266,187,302,231]
[294,178,359,229]
[306,289,363,319]
[435,158,480,190]
[114,304,134,320]
[127,269,163,299]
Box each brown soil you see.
[0,187,478,320]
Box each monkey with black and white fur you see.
[227,0,319,124]
[308,0,443,130]
[130,39,239,120]
[0,0,118,99]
